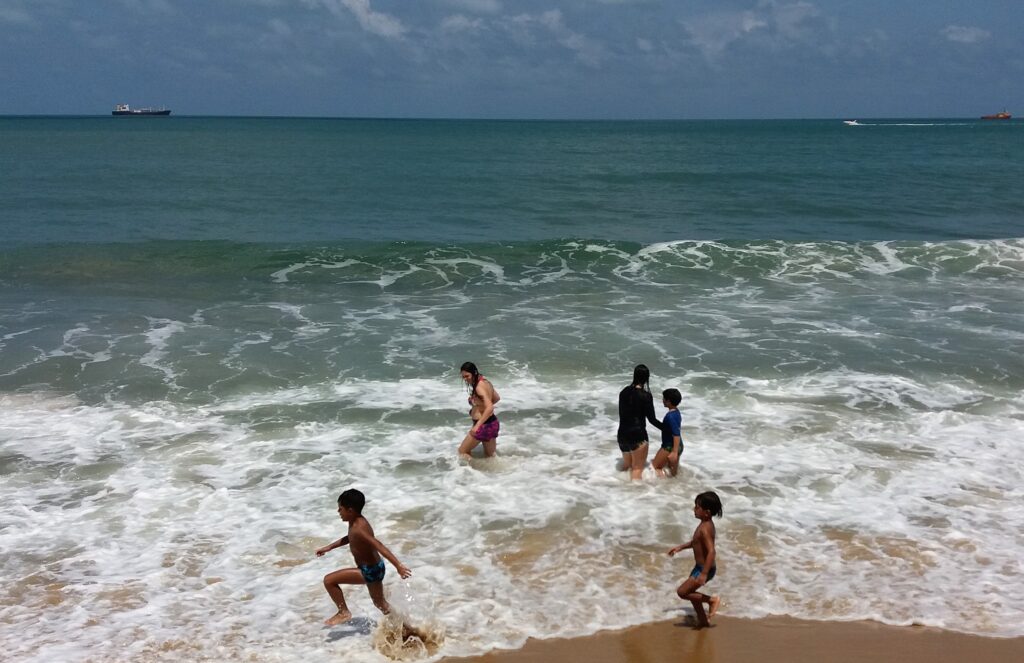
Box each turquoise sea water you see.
[1,118,1023,661]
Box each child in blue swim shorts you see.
[668,491,723,628]
[316,489,413,626]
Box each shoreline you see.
[441,615,1024,663]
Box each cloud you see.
[684,10,767,59]
[118,0,174,13]
[316,0,407,39]
[507,9,603,67]
[683,1,828,61]
[443,0,501,13]
[940,25,991,44]
[0,3,34,26]
[441,14,485,33]
[268,18,292,38]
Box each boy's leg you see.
[367,581,422,641]
[366,580,391,615]
[708,594,721,618]
[323,568,364,625]
[676,576,715,627]
[651,448,669,477]
[629,442,649,480]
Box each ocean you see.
[1,117,1023,662]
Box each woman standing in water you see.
[459,361,501,459]
[617,364,662,480]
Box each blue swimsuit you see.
[359,559,386,584]
[689,564,716,582]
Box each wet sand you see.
[443,615,1024,663]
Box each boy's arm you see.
[315,535,349,557]
[368,535,413,578]
[667,538,693,556]
[670,413,682,459]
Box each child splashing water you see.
[316,489,412,626]
[668,491,723,627]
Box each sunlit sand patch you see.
[823,527,939,572]
[274,539,312,567]
[2,571,70,611]
[491,528,586,572]
[823,526,875,562]
[728,522,768,562]
[95,582,148,612]
[876,536,938,573]
[161,536,225,577]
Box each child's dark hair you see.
[338,488,365,513]
[695,491,723,518]
[662,388,682,407]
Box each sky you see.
[0,0,1021,119]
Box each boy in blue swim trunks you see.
[668,491,722,628]
[316,488,412,626]
[652,388,683,477]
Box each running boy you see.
[316,488,412,626]
[668,491,722,627]
[652,388,683,477]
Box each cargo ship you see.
[112,104,171,116]
[980,110,1011,120]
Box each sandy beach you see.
[443,615,1024,663]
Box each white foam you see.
[2,369,1023,662]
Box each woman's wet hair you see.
[338,488,366,513]
[461,361,480,390]
[695,491,723,518]
[632,364,651,392]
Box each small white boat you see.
[843,120,861,126]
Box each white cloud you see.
[507,9,603,67]
[315,0,407,39]
[772,1,820,39]
[0,6,34,25]
[443,0,501,14]
[684,11,767,59]
[940,25,991,44]
[683,1,827,61]
[441,14,484,33]
[268,18,292,37]
[118,0,174,13]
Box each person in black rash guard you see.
[617,364,663,480]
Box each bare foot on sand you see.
[708,596,721,620]
[324,609,352,626]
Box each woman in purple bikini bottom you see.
[458,361,501,459]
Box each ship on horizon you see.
[112,104,171,116]
[980,109,1011,120]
